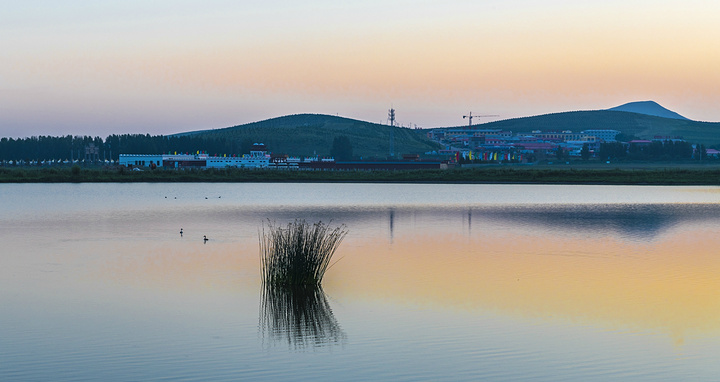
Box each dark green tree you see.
[581,143,590,161]
[330,135,353,161]
[599,141,628,161]
[615,132,639,142]
[240,138,255,155]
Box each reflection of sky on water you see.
[3,183,720,380]
[210,203,720,242]
[331,227,720,345]
[3,183,720,244]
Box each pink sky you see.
[2,1,719,138]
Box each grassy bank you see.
[2,165,720,185]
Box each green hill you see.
[181,109,720,158]
[445,110,720,145]
[608,101,689,120]
[188,114,441,158]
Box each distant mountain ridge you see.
[466,109,720,145]
[607,101,689,121]
[176,103,719,156]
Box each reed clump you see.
[260,220,347,287]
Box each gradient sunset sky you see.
[2,0,718,138]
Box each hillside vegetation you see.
[5,108,720,163]
[187,114,441,158]
[446,111,720,145]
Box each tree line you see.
[598,140,705,161]
[0,134,261,163]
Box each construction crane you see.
[463,112,499,127]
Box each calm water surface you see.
[2,183,720,381]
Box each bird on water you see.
[203,235,208,243]
[180,228,183,236]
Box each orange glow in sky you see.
[2,1,719,137]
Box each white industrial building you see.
[118,144,272,169]
[580,130,621,142]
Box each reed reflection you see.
[260,285,346,349]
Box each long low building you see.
[299,160,445,170]
[118,144,444,170]
[119,152,274,169]
[119,144,274,169]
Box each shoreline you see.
[2,165,720,185]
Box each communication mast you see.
[388,108,396,157]
[463,111,499,127]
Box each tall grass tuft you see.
[260,220,347,287]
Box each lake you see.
[1,183,720,381]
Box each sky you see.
[2,0,719,138]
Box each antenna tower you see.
[388,108,395,157]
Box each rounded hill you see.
[188,114,441,158]
[608,101,689,120]
[459,110,720,145]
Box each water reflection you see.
[191,203,720,242]
[467,209,472,233]
[389,209,395,242]
[329,226,720,345]
[470,204,720,240]
[260,285,346,349]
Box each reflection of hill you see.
[207,203,720,241]
[471,204,720,240]
[260,285,346,349]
